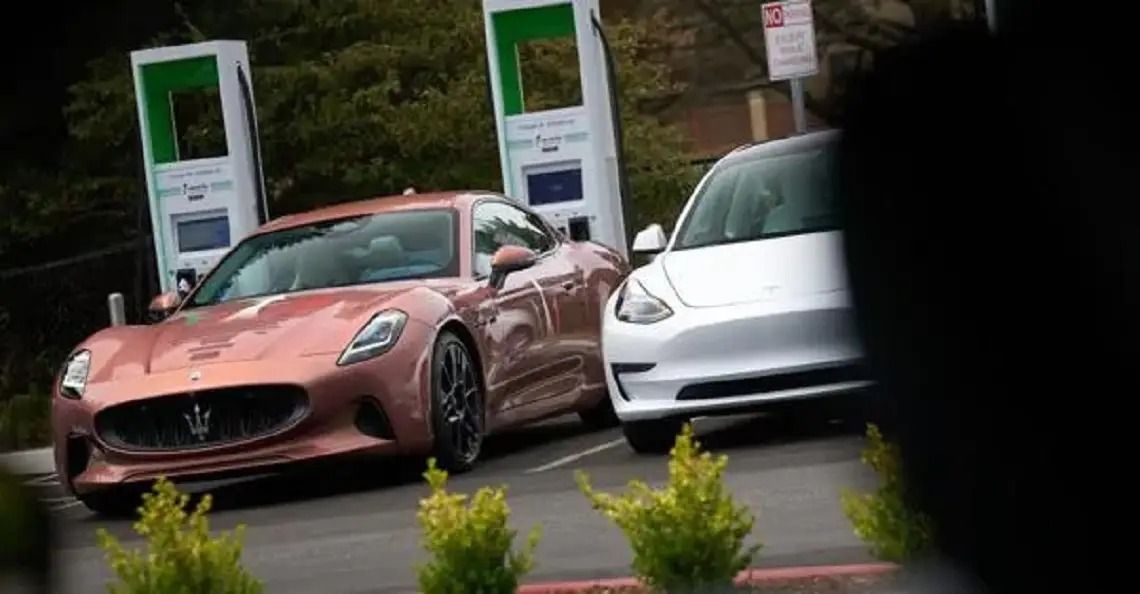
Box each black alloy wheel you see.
[430,332,484,472]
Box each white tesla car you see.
[602,130,872,452]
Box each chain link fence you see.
[0,237,154,398]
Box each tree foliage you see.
[1,0,697,395]
[59,0,695,230]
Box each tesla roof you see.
[719,129,841,168]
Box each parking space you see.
[44,398,875,594]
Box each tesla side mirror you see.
[489,245,537,289]
[147,292,181,323]
[632,223,668,254]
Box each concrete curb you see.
[516,563,898,593]
[0,447,54,476]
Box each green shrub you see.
[0,388,51,452]
[576,424,759,594]
[97,478,262,594]
[840,424,934,563]
[416,458,541,594]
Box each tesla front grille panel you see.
[95,385,308,451]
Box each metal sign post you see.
[762,0,819,135]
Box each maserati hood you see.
[662,231,849,308]
[141,286,417,373]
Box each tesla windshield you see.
[674,146,840,250]
[188,208,459,307]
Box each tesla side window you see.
[673,146,840,250]
[472,201,557,277]
[187,209,459,307]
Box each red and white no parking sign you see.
[763,3,786,28]
[761,0,819,81]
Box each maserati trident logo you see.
[184,402,211,441]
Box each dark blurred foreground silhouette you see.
[1,2,1135,593]
[0,469,51,593]
[836,2,1134,593]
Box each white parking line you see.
[48,499,84,512]
[525,437,626,473]
[24,473,59,487]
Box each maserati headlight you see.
[60,350,92,398]
[338,310,408,366]
[616,279,673,324]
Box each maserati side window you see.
[472,201,556,277]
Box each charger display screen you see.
[526,167,583,206]
[177,216,231,253]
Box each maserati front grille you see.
[95,385,308,451]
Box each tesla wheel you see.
[578,395,620,429]
[622,418,685,454]
[430,331,484,473]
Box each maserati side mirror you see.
[488,245,537,289]
[147,292,181,323]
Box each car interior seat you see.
[290,239,351,290]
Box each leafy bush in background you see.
[577,424,759,594]
[97,478,262,594]
[841,424,933,563]
[0,388,51,452]
[416,458,541,594]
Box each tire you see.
[429,331,485,473]
[78,486,145,518]
[578,394,620,429]
[622,418,685,454]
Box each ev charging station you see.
[130,41,268,296]
[482,0,629,258]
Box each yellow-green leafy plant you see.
[576,425,760,594]
[97,477,262,594]
[416,458,541,594]
[841,424,934,563]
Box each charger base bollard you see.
[107,292,127,327]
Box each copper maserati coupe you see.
[52,191,629,513]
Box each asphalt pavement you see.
[32,404,877,593]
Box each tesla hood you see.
[662,231,849,308]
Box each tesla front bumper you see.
[602,290,870,421]
[52,320,437,496]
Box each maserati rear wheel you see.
[430,331,485,473]
[622,418,685,454]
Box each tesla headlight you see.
[60,350,92,398]
[338,310,408,366]
[616,279,673,324]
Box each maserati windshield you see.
[188,208,459,307]
[674,146,840,250]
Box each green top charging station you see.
[483,0,628,257]
[130,41,267,296]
